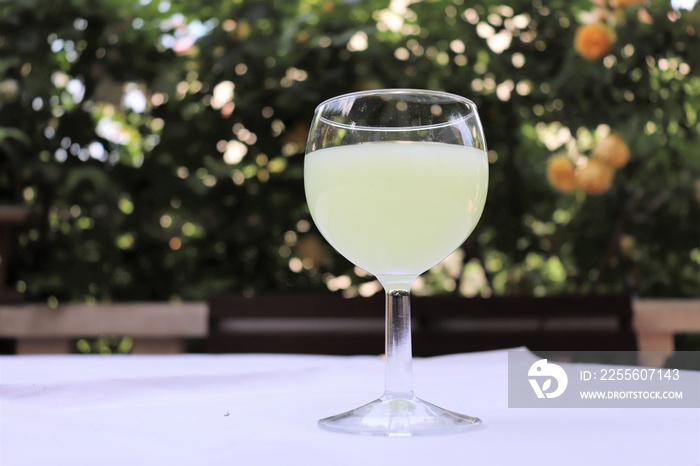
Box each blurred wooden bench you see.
[414,294,637,355]
[207,293,385,355]
[207,294,637,356]
[0,303,207,354]
[3,296,695,360]
[633,299,700,367]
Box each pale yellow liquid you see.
[304,141,488,280]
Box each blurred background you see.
[0,0,698,352]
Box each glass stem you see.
[384,288,414,399]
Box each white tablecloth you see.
[1,348,698,466]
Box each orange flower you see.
[546,154,578,193]
[614,0,644,6]
[576,158,615,195]
[574,23,615,60]
[592,133,630,168]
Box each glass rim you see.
[315,88,479,133]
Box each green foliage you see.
[1,0,698,303]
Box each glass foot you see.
[318,395,481,436]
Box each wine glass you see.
[304,89,488,436]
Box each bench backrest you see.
[207,294,637,355]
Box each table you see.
[1,349,698,465]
